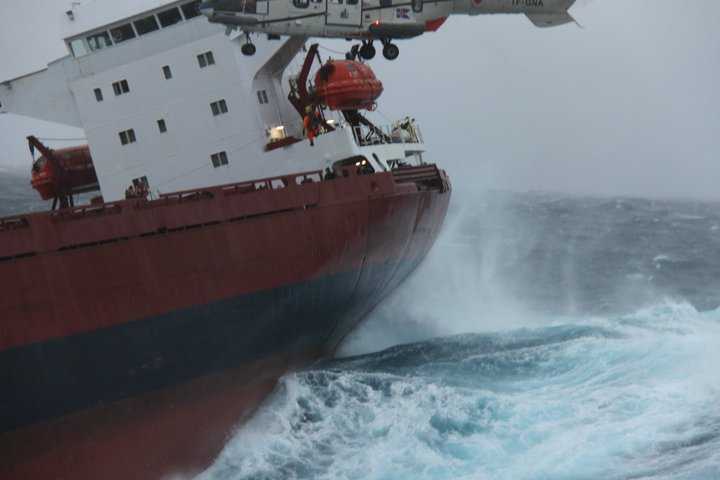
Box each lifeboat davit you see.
[314,60,383,111]
[31,145,99,200]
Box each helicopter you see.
[198,0,577,60]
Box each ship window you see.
[69,38,89,57]
[94,88,104,102]
[157,119,167,133]
[112,80,130,96]
[158,7,183,27]
[119,129,136,145]
[162,65,173,79]
[211,151,229,168]
[134,15,160,36]
[87,31,112,51]
[292,0,310,8]
[110,23,136,44]
[197,51,215,68]
[182,1,202,19]
[210,99,229,116]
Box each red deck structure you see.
[0,164,450,479]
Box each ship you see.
[0,1,451,478]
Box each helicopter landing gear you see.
[241,33,256,56]
[346,44,360,60]
[381,39,399,61]
[359,41,376,60]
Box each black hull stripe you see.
[0,261,417,433]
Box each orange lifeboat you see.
[31,145,99,200]
[314,60,383,111]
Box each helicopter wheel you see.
[382,42,399,61]
[346,44,360,60]
[359,42,376,60]
[241,42,256,56]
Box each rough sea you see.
[3,172,719,479]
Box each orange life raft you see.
[31,145,98,200]
[314,60,383,111]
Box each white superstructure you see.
[0,0,425,202]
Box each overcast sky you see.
[0,0,718,199]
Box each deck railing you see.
[351,119,424,147]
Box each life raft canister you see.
[314,60,384,111]
[31,145,98,200]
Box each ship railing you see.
[392,164,449,193]
[0,169,339,243]
[159,170,325,202]
[49,202,123,220]
[0,215,30,232]
[0,165,425,262]
[351,119,424,147]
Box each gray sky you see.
[1,0,719,199]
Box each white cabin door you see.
[326,0,362,27]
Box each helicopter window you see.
[87,32,112,51]
[244,0,258,14]
[110,23,136,44]
[292,0,310,8]
[411,0,422,12]
[256,1,270,14]
[380,0,392,7]
[347,0,359,5]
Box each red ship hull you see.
[0,165,450,479]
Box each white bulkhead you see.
[0,0,426,202]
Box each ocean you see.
[199,188,720,480]
[0,168,44,216]
[3,173,719,479]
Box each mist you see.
[339,186,720,356]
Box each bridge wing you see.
[0,58,82,127]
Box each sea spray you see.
[199,302,720,480]
[199,191,720,480]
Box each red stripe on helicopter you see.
[424,17,448,32]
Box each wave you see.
[198,301,720,480]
